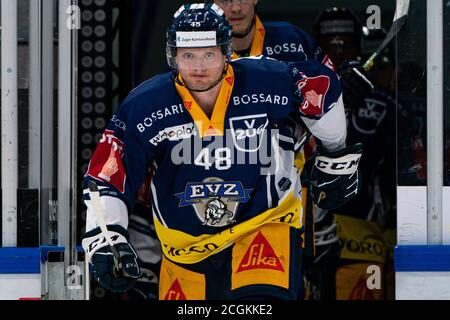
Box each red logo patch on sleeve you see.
[86,129,126,193]
[322,54,336,71]
[296,73,330,117]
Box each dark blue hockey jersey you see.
[232,15,333,68]
[83,57,345,264]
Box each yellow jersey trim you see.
[175,65,235,138]
[232,15,265,59]
[154,190,302,264]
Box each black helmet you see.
[166,3,233,69]
[313,7,363,39]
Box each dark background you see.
[2,0,445,247]
[130,0,396,84]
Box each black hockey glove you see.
[82,225,140,293]
[337,60,374,110]
[310,143,363,210]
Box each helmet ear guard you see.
[221,41,233,61]
[166,44,178,69]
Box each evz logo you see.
[352,98,387,135]
[229,114,268,152]
[175,177,252,227]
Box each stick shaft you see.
[362,0,410,71]
[87,181,122,267]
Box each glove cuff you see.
[314,222,339,247]
[337,59,362,72]
[81,224,129,263]
[314,143,362,175]
[315,153,362,176]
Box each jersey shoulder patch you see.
[290,60,341,119]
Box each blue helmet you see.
[166,3,233,69]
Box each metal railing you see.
[426,0,443,244]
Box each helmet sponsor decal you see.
[176,31,217,47]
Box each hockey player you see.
[210,1,338,288]
[81,3,362,300]
[307,7,396,300]
[212,0,333,67]
[313,6,396,228]
[125,1,337,300]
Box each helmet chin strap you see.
[174,63,229,93]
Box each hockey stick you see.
[294,131,313,153]
[85,254,90,300]
[362,0,410,72]
[87,181,123,277]
[293,1,410,153]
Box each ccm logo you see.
[316,159,360,171]
[88,234,120,252]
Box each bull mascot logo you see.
[204,193,235,226]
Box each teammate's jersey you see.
[232,15,333,68]
[83,57,345,264]
[334,89,396,220]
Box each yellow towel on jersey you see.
[154,190,302,264]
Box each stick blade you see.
[365,0,411,70]
[394,0,410,22]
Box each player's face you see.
[318,34,360,67]
[215,0,257,37]
[176,47,226,91]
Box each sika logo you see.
[164,279,187,300]
[205,125,218,136]
[236,232,284,273]
[348,275,377,300]
[184,101,192,110]
[258,27,265,37]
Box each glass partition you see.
[397,0,427,186]
[444,1,450,186]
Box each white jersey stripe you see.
[150,179,167,227]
